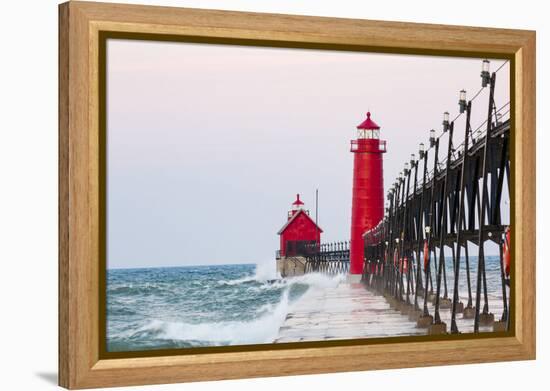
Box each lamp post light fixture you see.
[459,89,467,113]
[404,162,410,175]
[429,129,436,147]
[481,59,491,87]
[442,111,450,132]
[410,153,416,167]
[419,142,425,159]
[495,112,503,126]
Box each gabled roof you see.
[357,111,380,130]
[277,209,323,235]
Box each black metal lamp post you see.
[459,89,467,113]
[442,111,450,132]
[481,59,491,87]
[429,129,436,147]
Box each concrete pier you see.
[275,281,423,343]
[276,256,307,278]
[274,278,506,343]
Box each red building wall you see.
[279,211,321,257]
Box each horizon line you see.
[107,262,257,271]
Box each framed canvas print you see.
[58,1,536,389]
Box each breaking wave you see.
[107,263,345,351]
[126,290,291,346]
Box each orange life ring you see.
[503,227,511,276]
[423,240,429,269]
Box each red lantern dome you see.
[292,193,304,206]
[357,112,380,130]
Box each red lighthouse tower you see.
[349,112,387,276]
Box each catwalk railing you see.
[361,68,511,334]
[303,242,350,274]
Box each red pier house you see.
[277,194,322,257]
[349,112,386,275]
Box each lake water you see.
[106,256,505,352]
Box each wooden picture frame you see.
[59,1,536,389]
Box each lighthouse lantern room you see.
[349,112,387,276]
[277,194,322,258]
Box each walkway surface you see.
[274,280,505,343]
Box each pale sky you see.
[106,39,510,269]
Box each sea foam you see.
[132,289,291,345]
[124,271,344,345]
[107,264,347,350]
